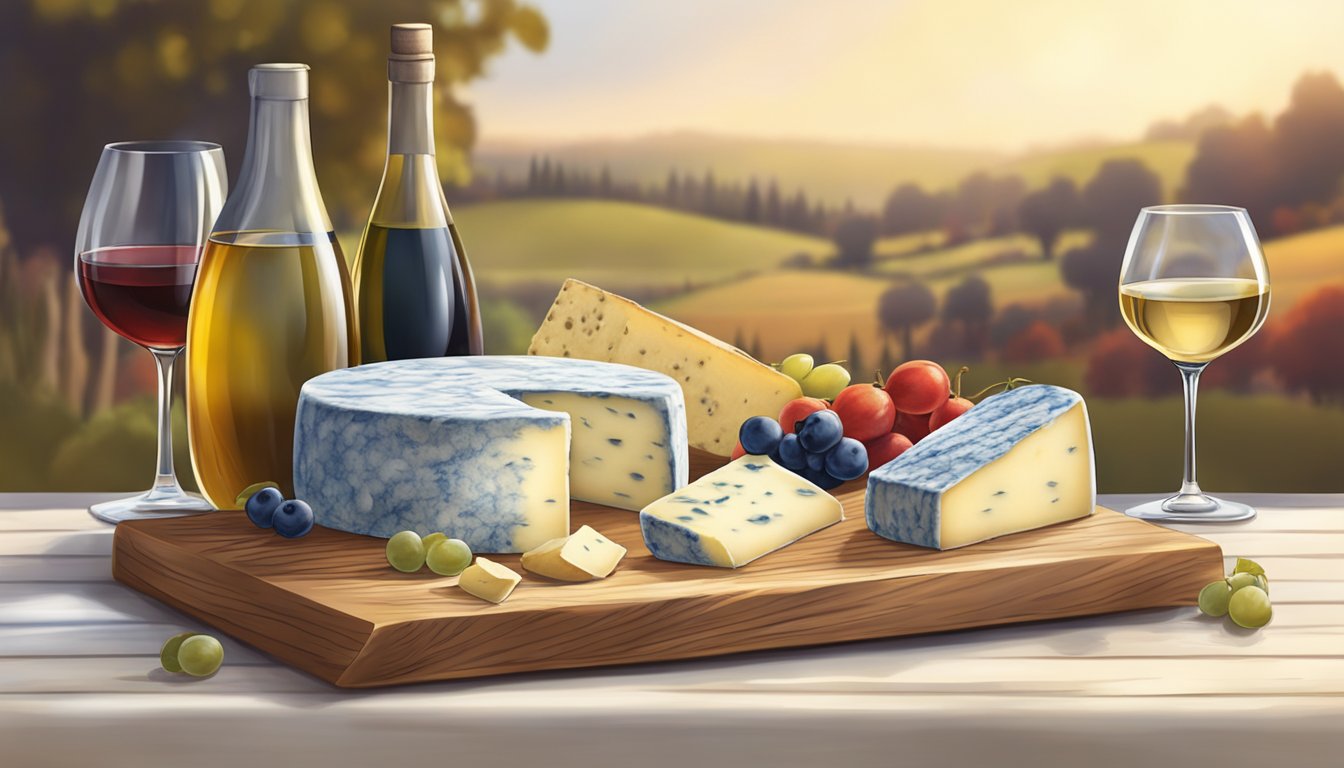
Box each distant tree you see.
[1017,177,1081,259]
[941,275,993,357]
[882,183,941,235]
[878,336,897,377]
[846,331,865,383]
[765,180,782,225]
[665,169,680,206]
[1084,328,1175,398]
[1269,284,1344,403]
[1144,104,1234,141]
[702,170,717,214]
[785,191,809,231]
[1001,321,1065,363]
[1081,159,1164,238]
[527,156,540,193]
[1183,115,1277,224]
[743,179,762,223]
[553,163,567,195]
[1273,72,1344,206]
[598,165,612,197]
[877,280,936,360]
[539,157,553,193]
[832,216,879,268]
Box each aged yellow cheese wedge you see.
[528,279,802,456]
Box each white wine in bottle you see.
[353,23,483,362]
[1119,277,1269,363]
[187,64,357,507]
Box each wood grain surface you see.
[111,451,1225,687]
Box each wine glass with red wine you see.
[74,141,227,523]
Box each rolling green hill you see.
[453,199,835,291]
[1261,224,1344,312]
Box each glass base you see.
[89,486,214,524]
[1124,494,1256,523]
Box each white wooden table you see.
[2,493,1341,768]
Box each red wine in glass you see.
[78,245,199,349]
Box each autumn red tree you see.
[1084,328,1177,398]
[1001,321,1066,363]
[1269,285,1344,403]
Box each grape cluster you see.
[1198,557,1272,629]
[739,413,867,489]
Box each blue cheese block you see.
[866,384,1096,550]
[640,456,844,568]
[294,356,688,552]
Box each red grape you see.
[894,410,931,443]
[884,361,951,415]
[778,397,830,434]
[831,384,896,442]
[865,432,914,472]
[929,396,974,431]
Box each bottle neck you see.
[214,96,333,236]
[388,81,435,157]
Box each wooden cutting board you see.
[113,452,1223,688]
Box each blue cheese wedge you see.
[520,524,627,581]
[294,356,688,553]
[866,384,1096,550]
[640,456,844,568]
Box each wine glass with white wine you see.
[1119,205,1270,522]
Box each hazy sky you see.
[466,0,1344,150]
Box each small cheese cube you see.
[640,456,844,568]
[458,557,522,604]
[866,384,1096,550]
[520,524,627,581]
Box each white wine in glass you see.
[1118,205,1270,522]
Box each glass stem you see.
[150,347,184,493]
[1176,361,1206,496]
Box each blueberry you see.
[806,450,826,471]
[802,466,844,490]
[273,499,314,538]
[796,410,843,454]
[245,487,284,529]
[776,433,807,471]
[824,437,869,481]
[739,416,783,456]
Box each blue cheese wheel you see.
[294,356,688,552]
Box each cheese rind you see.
[293,356,688,553]
[528,279,802,456]
[865,385,1096,550]
[640,456,844,568]
[520,524,627,581]
[458,557,522,604]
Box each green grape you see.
[426,538,473,576]
[386,531,426,573]
[1232,557,1265,577]
[422,532,447,553]
[177,634,224,677]
[1226,572,1259,593]
[1197,580,1232,618]
[778,353,814,382]
[234,481,279,509]
[1228,586,1272,629]
[1254,574,1269,594]
[160,631,199,674]
[800,363,851,400]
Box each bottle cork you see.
[389,23,434,83]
